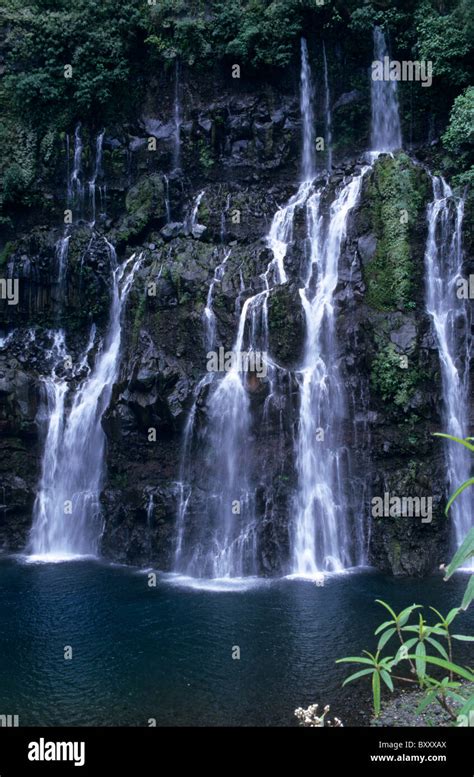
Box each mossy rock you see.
[117,174,166,243]
[371,342,424,407]
[125,173,165,217]
[267,284,305,369]
[363,153,431,312]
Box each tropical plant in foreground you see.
[337,598,474,722]
[433,433,474,516]
[434,432,474,611]
[337,434,474,723]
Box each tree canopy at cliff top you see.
[0,0,472,192]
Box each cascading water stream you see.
[28,249,143,559]
[189,190,205,233]
[424,176,472,555]
[174,173,315,577]
[370,26,402,153]
[300,38,315,182]
[174,36,323,579]
[56,125,84,302]
[89,130,105,226]
[322,42,333,172]
[173,32,407,580]
[203,248,231,350]
[69,123,84,208]
[291,169,369,577]
[56,234,71,296]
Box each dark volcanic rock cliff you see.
[0,69,471,577]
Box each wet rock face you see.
[0,59,454,582]
[0,353,40,551]
[267,285,306,369]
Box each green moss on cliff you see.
[363,153,430,312]
[116,174,165,244]
[371,341,424,407]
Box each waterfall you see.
[424,177,472,552]
[174,294,257,578]
[322,42,333,172]
[300,38,315,181]
[56,235,71,294]
[146,492,154,555]
[173,61,181,170]
[55,130,80,304]
[28,248,143,560]
[89,130,105,226]
[189,190,204,229]
[174,171,317,579]
[173,34,322,579]
[290,169,369,577]
[370,27,402,152]
[203,249,231,350]
[220,194,231,243]
[69,123,84,207]
[266,182,313,284]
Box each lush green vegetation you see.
[371,343,423,407]
[0,0,472,209]
[442,87,474,187]
[2,0,471,116]
[1,0,147,127]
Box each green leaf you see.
[398,604,422,627]
[444,528,474,578]
[377,627,396,651]
[451,634,474,642]
[393,638,418,664]
[376,600,397,620]
[433,433,474,452]
[445,480,474,515]
[375,619,395,636]
[380,669,394,692]
[342,668,374,687]
[416,691,437,714]
[429,606,445,623]
[461,574,474,611]
[457,696,474,722]
[406,655,474,682]
[336,656,375,666]
[416,641,426,678]
[372,670,381,717]
[429,626,448,636]
[425,637,449,660]
[446,607,461,625]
